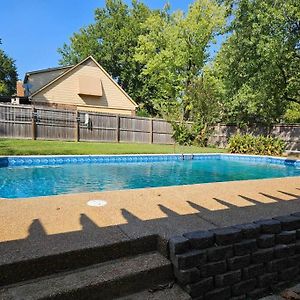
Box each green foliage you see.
[170,72,223,146]
[283,103,300,123]
[228,134,285,156]
[185,75,223,125]
[59,0,225,118]
[0,39,18,96]
[171,122,195,146]
[212,0,300,125]
[135,0,225,145]
[135,0,225,120]
[193,123,213,147]
[171,122,212,146]
[135,107,152,117]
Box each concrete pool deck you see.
[0,176,299,266]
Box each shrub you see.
[284,103,300,123]
[136,107,152,117]
[228,134,285,156]
[171,122,195,145]
[171,122,212,146]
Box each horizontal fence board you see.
[0,120,31,125]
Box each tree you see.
[0,39,17,96]
[212,0,300,125]
[181,71,224,145]
[58,0,153,111]
[134,0,225,121]
[59,0,224,118]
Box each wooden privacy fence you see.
[0,103,174,144]
[208,124,300,151]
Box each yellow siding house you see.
[23,56,137,115]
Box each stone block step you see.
[0,252,173,300]
[0,235,158,287]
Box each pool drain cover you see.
[87,200,107,207]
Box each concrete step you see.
[117,283,191,300]
[0,235,158,287]
[0,252,173,300]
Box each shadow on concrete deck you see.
[0,186,299,270]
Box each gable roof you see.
[31,56,138,108]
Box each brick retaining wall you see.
[169,213,300,299]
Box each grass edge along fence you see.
[0,103,174,144]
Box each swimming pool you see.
[0,154,299,199]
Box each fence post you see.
[31,107,37,140]
[116,115,120,142]
[75,111,80,142]
[149,118,153,144]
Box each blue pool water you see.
[0,155,299,198]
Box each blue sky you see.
[1,0,221,80]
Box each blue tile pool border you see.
[0,153,299,168]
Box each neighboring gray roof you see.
[24,65,73,81]
[23,65,73,95]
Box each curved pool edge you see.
[0,153,299,168]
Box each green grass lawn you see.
[0,139,227,156]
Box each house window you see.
[78,75,102,97]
